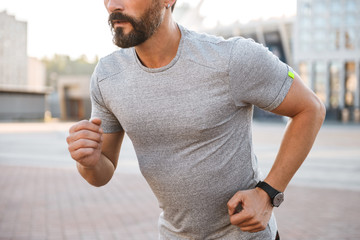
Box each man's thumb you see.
[90,118,102,126]
[228,191,245,215]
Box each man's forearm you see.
[265,103,326,192]
[77,153,115,187]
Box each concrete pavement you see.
[0,121,359,239]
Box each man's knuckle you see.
[259,224,266,231]
[70,151,79,160]
[69,124,76,133]
[78,121,87,129]
[68,144,73,153]
[66,135,71,144]
[74,120,89,131]
[86,148,95,155]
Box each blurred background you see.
[0,0,360,239]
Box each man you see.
[66,0,326,239]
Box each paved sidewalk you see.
[0,165,359,240]
[0,166,160,240]
[0,122,359,239]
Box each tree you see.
[42,54,98,87]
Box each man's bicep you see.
[271,73,320,118]
[102,130,125,169]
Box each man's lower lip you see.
[114,21,130,28]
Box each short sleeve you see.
[228,38,294,111]
[90,71,123,133]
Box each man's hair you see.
[171,1,177,12]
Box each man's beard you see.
[108,2,163,48]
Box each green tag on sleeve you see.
[288,71,295,79]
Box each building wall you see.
[0,91,46,121]
[294,0,360,122]
[28,57,46,91]
[0,11,28,88]
[0,12,50,122]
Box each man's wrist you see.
[255,186,273,206]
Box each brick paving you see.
[0,166,160,240]
[0,122,359,239]
[0,165,359,240]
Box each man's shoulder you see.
[184,26,263,55]
[181,26,240,70]
[94,48,134,81]
[183,26,235,50]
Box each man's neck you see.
[134,14,181,69]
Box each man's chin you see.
[113,30,148,48]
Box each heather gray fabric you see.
[90,25,293,239]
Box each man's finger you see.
[239,224,266,233]
[68,139,100,152]
[70,120,102,134]
[229,209,252,226]
[72,130,103,143]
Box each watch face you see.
[273,193,284,207]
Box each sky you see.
[0,0,296,60]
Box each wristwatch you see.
[255,181,284,207]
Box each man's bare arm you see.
[265,72,326,191]
[228,72,326,232]
[67,118,125,187]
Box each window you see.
[300,18,311,29]
[330,15,342,27]
[346,14,357,26]
[314,17,327,28]
[313,0,326,14]
[345,62,357,107]
[301,0,312,16]
[330,62,341,109]
[315,62,327,103]
[331,0,342,13]
[346,0,357,12]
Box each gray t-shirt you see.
[90,25,293,239]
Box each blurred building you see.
[0,11,48,121]
[294,0,360,122]
[28,57,46,91]
[57,75,91,121]
[206,17,294,67]
[0,11,27,87]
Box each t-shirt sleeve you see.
[228,38,294,111]
[90,71,123,133]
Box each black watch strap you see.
[255,181,284,207]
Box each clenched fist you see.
[227,188,273,233]
[66,118,104,168]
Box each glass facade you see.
[296,0,360,122]
[298,0,360,52]
[315,62,327,103]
